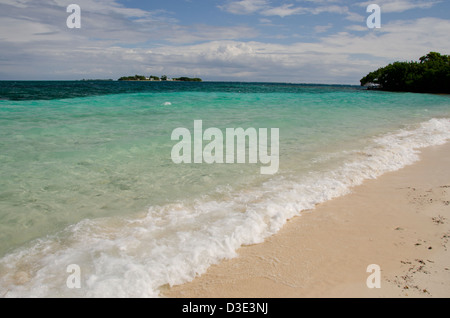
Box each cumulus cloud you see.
[0,0,448,84]
[143,17,450,83]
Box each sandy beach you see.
[163,142,450,298]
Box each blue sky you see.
[0,0,449,83]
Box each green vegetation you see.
[118,75,147,81]
[118,75,202,82]
[172,77,202,82]
[360,52,450,93]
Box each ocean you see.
[0,81,449,297]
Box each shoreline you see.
[162,142,450,298]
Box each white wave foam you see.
[1,118,449,298]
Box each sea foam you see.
[0,118,449,298]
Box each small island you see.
[118,75,202,82]
[360,52,450,94]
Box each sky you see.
[0,0,449,84]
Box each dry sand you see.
[163,143,450,298]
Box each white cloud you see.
[0,1,449,84]
[345,25,368,32]
[147,17,450,83]
[220,0,365,22]
[259,18,272,24]
[261,4,305,17]
[0,17,61,42]
[52,0,154,18]
[3,16,450,83]
[314,23,333,33]
[345,11,365,22]
[163,25,259,44]
[218,0,269,15]
[0,0,31,8]
[0,0,176,45]
[0,0,257,46]
[308,4,348,15]
[358,0,439,13]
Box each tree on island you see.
[173,77,202,82]
[118,75,202,82]
[118,74,147,81]
[360,52,450,93]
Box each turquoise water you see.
[0,82,449,297]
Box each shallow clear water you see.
[0,81,449,297]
